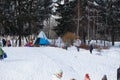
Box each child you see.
[52,70,63,80]
[0,47,7,60]
[84,73,91,80]
[64,42,69,50]
[0,47,4,60]
[102,75,107,80]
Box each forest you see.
[0,0,120,46]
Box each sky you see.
[0,45,120,80]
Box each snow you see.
[0,46,120,80]
[93,1,99,6]
[51,15,62,19]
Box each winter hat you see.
[55,69,63,78]
[69,78,76,80]
[84,73,91,80]
[85,73,89,77]
[29,40,33,44]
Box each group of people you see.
[60,38,94,54]
[52,69,108,80]
[1,38,12,47]
[74,38,94,53]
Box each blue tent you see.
[34,31,49,45]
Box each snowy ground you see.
[0,46,120,80]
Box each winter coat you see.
[56,37,62,47]
[0,47,4,56]
[117,67,120,80]
[6,40,11,47]
[74,39,81,47]
[64,42,69,47]
[84,77,91,80]
[52,74,62,80]
[69,78,76,80]
[2,39,6,47]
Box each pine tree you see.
[53,0,77,36]
[0,0,53,46]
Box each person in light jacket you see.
[74,38,81,52]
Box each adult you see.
[89,44,93,53]
[117,66,120,80]
[2,38,6,47]
[74,38,81,52]
[6,40,11,47]
[64,41,69,50]
[56,37,62,48]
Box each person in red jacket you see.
[84,73,91,80]
[29,40,33,46]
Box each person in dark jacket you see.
[89,44,93,53]
[64,41,69,50]
[102,75,107,80]
[2,38,6,47]
[117,66,120,80]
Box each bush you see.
[80,44,89,50]
[94,44,100,49]
[62,32,77,45]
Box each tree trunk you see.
[111,34,114,46]
[18,35,21,46]
[111,27,114,46]
[82,31,86,44]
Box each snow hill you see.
[0,46,120,80]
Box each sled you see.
[3,52,7,58]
